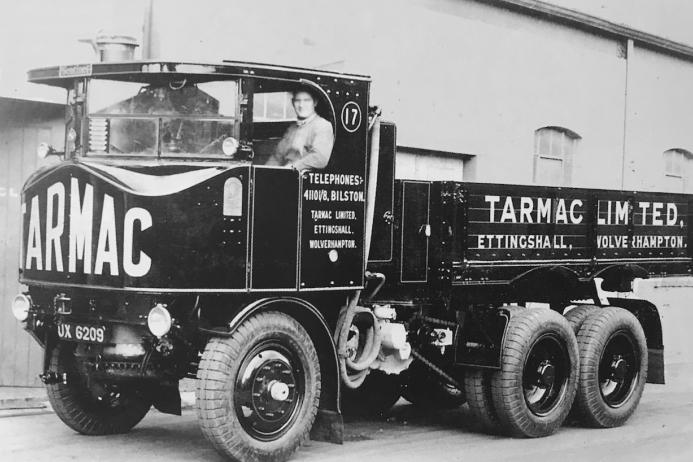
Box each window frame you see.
[533,126,581,186]
[663,148,692,192]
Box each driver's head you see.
[292,89,317,120]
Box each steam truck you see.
[11,58,684,461]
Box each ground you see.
[1,364,691,462]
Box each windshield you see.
[86,78,241,157]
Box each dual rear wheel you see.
[465,306,647,437]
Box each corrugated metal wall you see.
[0,98,63,387]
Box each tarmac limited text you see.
[485,196,682,226]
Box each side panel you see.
[298,91,370,290]
[454,183,691,284]
[400,181,430,283]
[250,167,299,290]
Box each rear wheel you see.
[491,308,579,437]
[564,305,599,334]
[196,311,320,462]
[46,343,151,435]
[464,369,500,432]
[573,307,647,428]
[341,370,401,417]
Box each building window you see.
[663,148,691,192]
[533,127,580,186]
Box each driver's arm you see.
[292,118,334,171]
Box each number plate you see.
[57,323,107,343]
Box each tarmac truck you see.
[11,58,686,462]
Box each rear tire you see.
[46,343,151,435]
[341,370,401,417]
[491,308,579,437]
[464,369,500,432]
[573,307,647,428]
[196,311,320,462]
[564,305,600,334]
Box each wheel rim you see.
[522,333,570,417]
[234,340,304,441]
[598,330,639,408]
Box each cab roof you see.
[27,60,371,88]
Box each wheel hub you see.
[609,357,627,381]
[268,380,290,401]
[522,334,570,417]
[537,361,556,387]
[599,331,639,408]
[234,344,304,441]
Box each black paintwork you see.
[369,180,693,304]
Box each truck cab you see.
[15,60,381,460]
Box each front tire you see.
[196,311,320,462]
[573,307,647,428]
[491,308,579,437]
[46,343,151,435]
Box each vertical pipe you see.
[141,0,154,59]
[620,39,635,190]
[364,114,381,262]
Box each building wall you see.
[142,0,693,368]
[625,46,693,193]
[0,99,63,386]
[148,0,634,188]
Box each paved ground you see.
[1,364,691,462]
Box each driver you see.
[266,88,334,171]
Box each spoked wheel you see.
[573,307,647,428]
[491,308,579,437]
[46,343,152,435]
[196,311,320,462]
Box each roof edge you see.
[486,0,693,60]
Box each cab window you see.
[86,78,241,157]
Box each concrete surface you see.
[0,386,47,411]
[0,363,690,462]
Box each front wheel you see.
[46,343,152,435]
[196,311,320,462]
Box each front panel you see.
[21,162,250,290]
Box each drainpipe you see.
[620,39,635,190]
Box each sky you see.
[1,0,693,103]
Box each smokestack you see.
[80,32,139,62]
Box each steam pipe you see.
[364,108,382,262]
